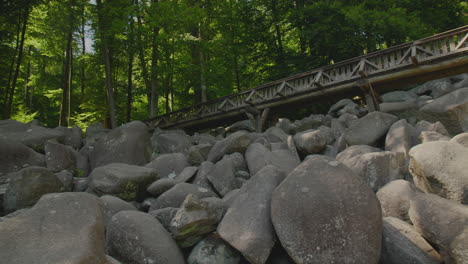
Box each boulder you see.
[409,193,468,263]
[191,161,214,189]
[149,183,217,211]
[188,235,241,264]
[264,126,288,142]
[3,166,65,213]
[0,119,64,151]
[106,210,185,264]
[170,195,227,247]
[451,132,468,148]
[276,118,297,134]
[346,151,404,191]
[344,112,398,146]
[414,120,449,137]
[207,131,258,163]
[293,129,327,155]
[328,99,355,116]
[45,141,87,175]
[152,129,193,154]
[336,145,381,168]
[376,180,422,223]
[188,144,212,165]
[381,217,442,264]
[88,163,158,201]
[409,141,468,204]
[175,166,198,183]
[148,207,178,231]
[222,189,240,207]
[226,120,255,133]
[218,166,285,264]
[73,177,89,192]
[100,195,137,224]
[419,87,468,134]
[55,125,83,149]
[54,170,74,191]
[419,131,450,143]
[416,78,456,98]
[193,132,218,145]
[147,178,177,197]
[206,155,239,196]
[271,156,382,264]
[245,143,299,176]
[145,153,189,179]
[88,121,152,170]
[385,119,415,171]
[381,91,417,103]
[0,192,108,264]
[0,139,45,177]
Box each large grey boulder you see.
[55,125,83,149]
[381,217,442,264]
[145,153,189,179]
[170,195,227,247]
[226,120,255,133]
[54,170,73,191]
[45,141,88,175]
[207,131,258,163]
[206,155,239,196]
[376,180,422,223]
[0,192,108,264]
[188,144,212,165]
[0,119,64,151]
[409,141,468,204]
[148,207,178,231]
[381,91,417,103]
[245,143,299,176]
[336,145,381,167]
[293,129,327,155]
[106,210,185,264]
[88,121,152,170]
[419,131,450,143]
[192,161,214,189]
[218,166,285,264]
[328,99,355,116]
[451,132,468,148]
[188,235,240,264]
[385,119,415,170]
[100,195,137,224]
[344,112,398,146]
[88,163,158,201]
[409,193,468,263]
[175,166,198,183]
[3,166,65,213]
[152,129,193,154]
[271,156,382,264]
[147,178,177,197]
[149,183,217,211]
[0,139,45,177]
[345,151,404,192]
[416,78,456,98]
[420,87,468,134]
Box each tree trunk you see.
[135,0,151,109]
[80,1,86,96]
[126,5,135,122]
[24,46,32,108]
[59,28,73,127]
[271,0,285,67]
[294,0,306,55]
[96,0,117,128]
[5,10,29,118]
[3,13,21,114]
[149,0,160,117]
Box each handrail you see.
[145,25,468,128]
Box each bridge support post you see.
[357,79,380,112]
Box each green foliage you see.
[1,0,466,128]
[11,105,38,123]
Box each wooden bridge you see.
[145,26,468,131]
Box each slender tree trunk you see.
[126,7,135,122]
[60,29,73,127]
[3,14,21,113]
[96,0,117,128]
[294,0,306,55]
[80,1,86,96]
[150,24,160,117]
[24,46,32,108]
[135,2,151,107]
[271,0,285,67]
[5,10,29,118]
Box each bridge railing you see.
[146,25,468,128]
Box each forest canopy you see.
[0,0,466,129]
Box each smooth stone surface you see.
[3,166,65,213]
[188,235,240,264]
[271,156,382,264]
[151,129,193,154]
[218,166,285,264]
[149,183,217,211]
[380,217,442,264]
[148,207,178,231]
[0,139,45,177]
[451,132,468,148]
[88,163,158,201]
[245,143,299,176]
[376,180,422,223]
[100,195,137,224]
[206,155,239,196]
[293,129,327,155]
[106,210,185,264]
[0,192,108,264]
[145,153,189,179]
[409,193,468,263]
[409,141,468,204]
[147,178,177,197]
[207,131,258,163]
[344,112,398,146]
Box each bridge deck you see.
[145,26,468,130]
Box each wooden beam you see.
[357,79,380,112]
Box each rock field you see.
[1,73,468,264]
